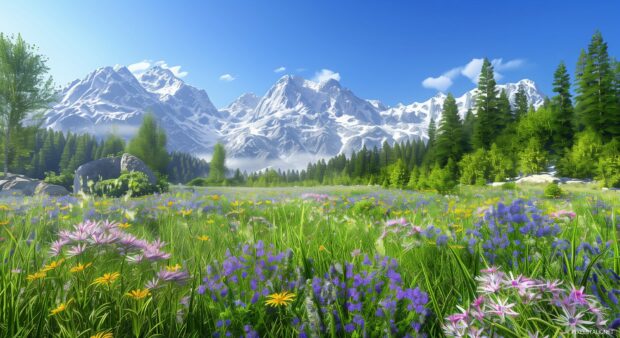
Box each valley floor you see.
[0,184,618,337]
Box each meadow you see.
[0,184,619,337]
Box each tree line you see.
[243,31,620,190]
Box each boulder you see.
[515,174,560,184]
[120,153,156,184]
[0,174,69,197]
[73,157,121,194]
[73,153,156,194]
[489,182,506,187]
[35,182,70,196]
[2,177,40,196]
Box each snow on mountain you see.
[44,66,222,153]
[43,64,545,171]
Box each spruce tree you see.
[208,143,226,183]
[513,85,529,120]
[550,62,574,151]
[473,58,499,149]
[496,90,512,131]
[435,94,463,166]
[575,31,618,139]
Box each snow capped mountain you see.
[379,79,545,140]
[44,66,223,153]
[43,65,545,171]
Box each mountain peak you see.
[138,66,184,96]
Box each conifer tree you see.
[126,113,169,174]
[208,143,226,183]
[513,85,529,120]
[435,94,463,166]
[473,58,499,149]
[550,62,574,151]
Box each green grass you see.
[0,184,618,337]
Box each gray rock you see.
[489,182,506,187]
[2,177,39,196]
[73,157,121,194]
[73,153,156,194]
[120,153,156,184]
[35,182,70,196]
[516,174,560,184]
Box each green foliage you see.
[597,139,620,188]
[93,171,161,197]
[473,58,499,149]
[558,130,603,178]
[0,33,56,176]
[100,134,126,158]
[543,182,564,198]
[208,143,226,183]
[513,85,529,120]
[428,163,457,194]
[459,149,490,185]
[187,177,209,187]
[575,31,620,139]
[126,113,169,174]
[389,159,408,188]
[501,182,517,190]
[43,171,73,190]
[435,94,463,166]
[550,62,574,151]
[167,151,210,184]
[518,138,548,175]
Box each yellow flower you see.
[117,222,131,229]
[167,201,174,207]
[125,288,150,300]
[0,204,10,211]
[265,291,295,307]
[166,264,182,272]
[319,245,327,252]
[0,220,9,226]
[197,235,210,241]
[92,272,120,286]
[50,300,72,315]
[206,219,215,225]
[42,259,65,272]
[70,262,92,273]
[179,209,193,216]
[27,271,47,282]
[210,195,220,201]
[90,331,113,338]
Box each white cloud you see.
[127,59,189,78]
[274,66,286,73]
[312,69,341,83]
[219,73,236,82]
[422,58,525,90]
[422,75,453,92]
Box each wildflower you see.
[125,288,151,300]
[0,220,9,226]
[166,264,182,272]
[487,298,518,322]
[66,243,88,257]
[117,222,131,228]
[265,291,295,307]
[70,262,92,273]
[158,269,190,285]
[197,235,210,241]
[90,332,113,338]
[554,307,594,332]
[92,272,120,286]
[318,245,327,252]
[50,300,72,316]
[179,209,193,216]
[42,259,65,272]
[27,271,46,282]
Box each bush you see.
[429,164,457,194]
[93,171,160,197]
[596,140,620,188]
[543,183,564,199]
[44,171,73,190]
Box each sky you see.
[0,1,618,107]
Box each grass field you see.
[1,184,619,337]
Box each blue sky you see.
[0,1,618,107]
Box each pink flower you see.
[487,298,518,322]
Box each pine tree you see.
[575,31,618,139]
[427,118,436,147]
[435,94,463,166]
[473,58,499,149]
[513,85,529,120]
[100,134,126,158]
[550,62,574,151]
[126,113,169,174]
[462,109,475,152]
[496,90,512,131]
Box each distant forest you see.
[241,31,620,190]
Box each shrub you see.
[93,171,159,197]
[543,182,564,199]
[44,171,73,190]
[428,164,457,194]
